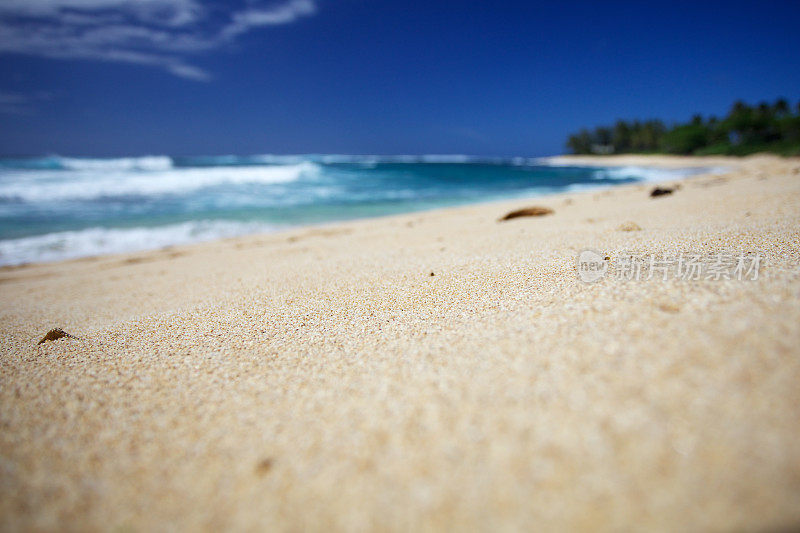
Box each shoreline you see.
[536,153,749,168]
[2,153,800,530]
[0,154,741,271]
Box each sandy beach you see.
[1,154,799,531]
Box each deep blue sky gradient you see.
[1,0,798,157]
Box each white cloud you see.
[221,0,316,39]
[0,0,317,81]
[0,0,202,27]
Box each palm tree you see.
[773,98,789,116]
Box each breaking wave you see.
[0,220,277,266]
[0,162,320,202]
[589,165,718,182]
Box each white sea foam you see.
[589,165,700,182]
[0,220,277,266]
[419,154,472,163]
[251,154,311,165]
[317,154,381,165]
[58,155,174,171]
[536,157,728,182]
[312,154,478,164]
[0,162,320,202]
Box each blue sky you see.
[0,0,798,157]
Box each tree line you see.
[566,98,800,156]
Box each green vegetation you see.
[566,98,800,156]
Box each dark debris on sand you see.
[255,458,274,475]
[650,187,674,198]
[499,206,554,221]
[37,328,78,345]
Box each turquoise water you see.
[0,154,704,265]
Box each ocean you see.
[0,155,710,266]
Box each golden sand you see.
[1,154,799,531]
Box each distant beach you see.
[2,154,799,531]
